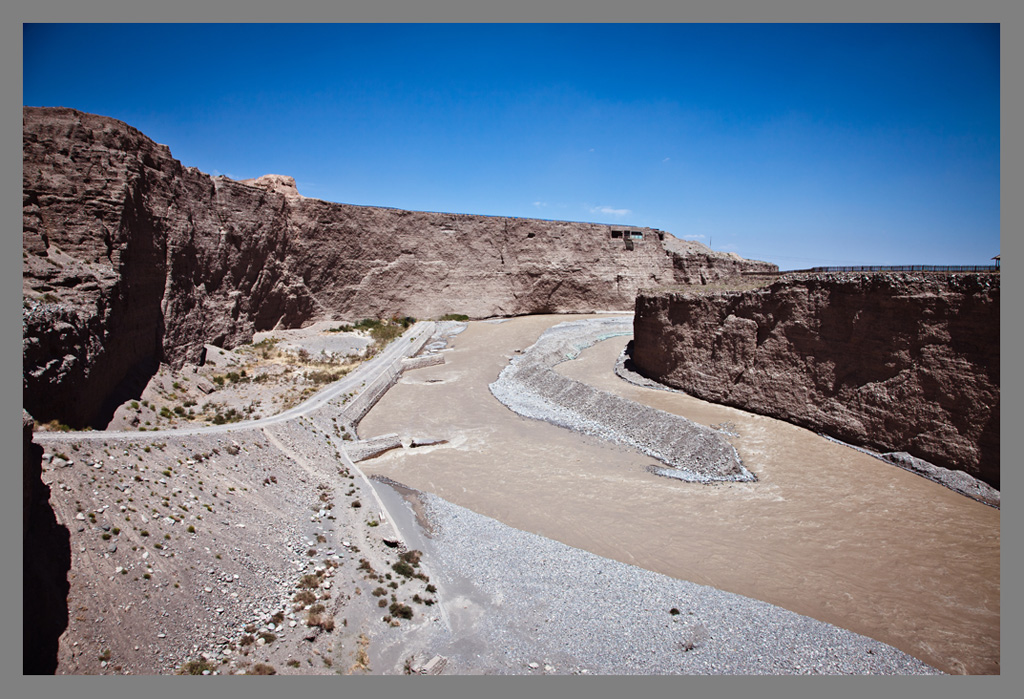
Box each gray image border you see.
[7,4,1013,699]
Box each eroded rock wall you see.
[23,106,772,428]
[632,273,1000,488]
[23,412,71,673]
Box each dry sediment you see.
[28,318,966,675]
[488,317,754,482]
[29,325,438,675]
[408,490,941,675]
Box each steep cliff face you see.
[23,412,71,673]
[632,274,1000,488]
[23,107,774,428]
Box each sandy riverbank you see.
[358,314,1000,674]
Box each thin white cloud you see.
[663,157,670,163]
[532,201,548,208]
[592,206,631,217]
[681,234,706,240]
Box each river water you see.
[357,314,999,674]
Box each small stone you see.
[528,662,539,669]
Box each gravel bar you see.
[420,492,941,675]
[489,317,754,482]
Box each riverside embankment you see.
[357,314,1000,675]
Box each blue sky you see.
[23,23,1000,270]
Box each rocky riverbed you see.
[488,317,753,482]
[29,319,969,675]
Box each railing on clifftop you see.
[793,265,1000,274]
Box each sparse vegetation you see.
[294,590,317,606]
[299,573,322,589]
[389,602,413,620]
[181,658,215,675]
[391,550,427,580]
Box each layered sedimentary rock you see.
[23,106,773,428]
[632,273,1000,488]
[23,412,71,673]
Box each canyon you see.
[22,106,773,431]
[632,273,1000,489]
[21,106,999,676]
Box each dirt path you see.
[357,314,1000,675]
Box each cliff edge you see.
[23,106,773,429]
[632,273,999,489]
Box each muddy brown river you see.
[358,314,999,675]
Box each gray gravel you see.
[417,492,941,675]
[488,317,754,482]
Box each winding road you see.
[34,321,436,443]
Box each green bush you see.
[391,560,414,578]
[389,602,413,620]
